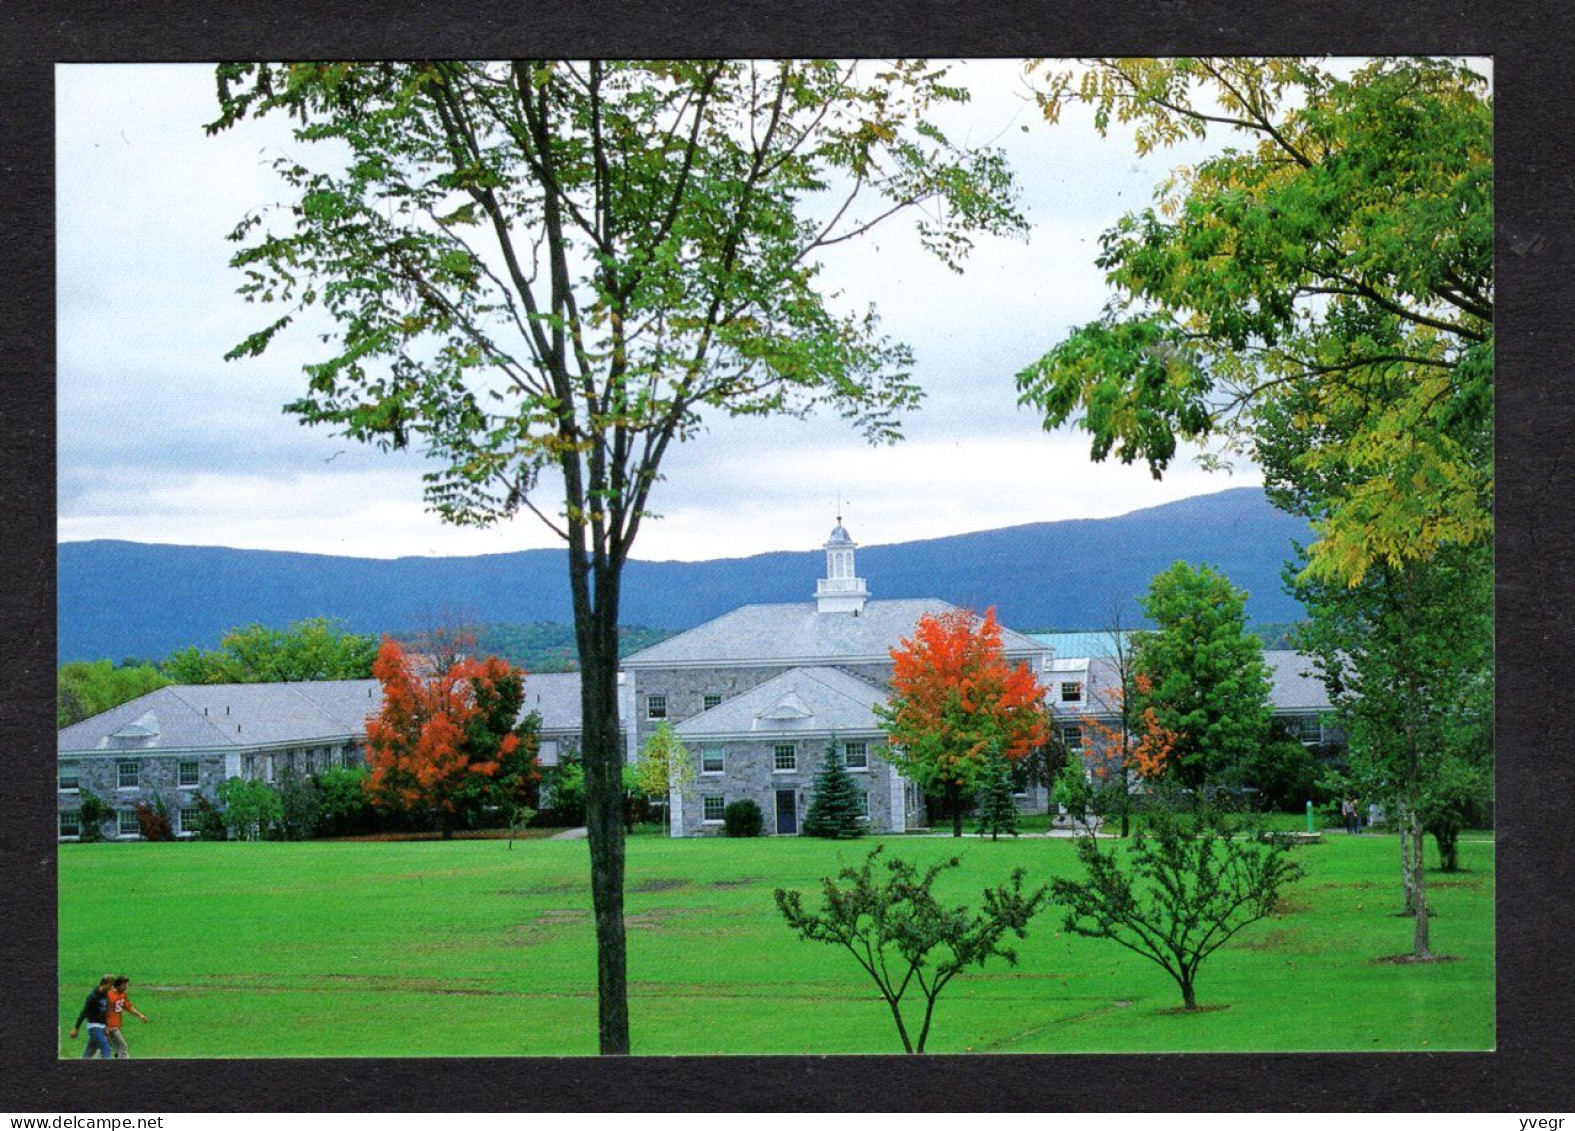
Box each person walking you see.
[105,976,148,1059]
[1342,796,1359,835]
[68,975,113,1059]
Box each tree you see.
[58,659,170,728]
[1130,563,1273,792]
[163,617,377,684]
[274,771,321,841]
[133,797,176,842]
[775,846,1048,1053]
[801,738,866,839]
[76,790,114,843]
[634,721,694,836]
[880,608,1048,837]
[973,743,1019,840]
[1051,803,1305,1010]
[1079,665,1180,834]
[362,638,523,838]
[210,59,1024,1055]
[313,765,377,837]
[1289,543,1491,958]
[217,777,284,841]
[1020,58,1492,587]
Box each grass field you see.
[58,831,1493,1057]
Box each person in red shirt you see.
[105,976,148,1059]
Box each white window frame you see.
[1062,724,1083,752]
[58,761,80,792]
[178,760,200,787]
[701,795,726,824]
[59,809,82,838]
[647,694,668,720]
[773,743,797,773]
[700,747,725,775]
[1060,681,1083,703]
[116,809,140,838]
[855,790,870,820]
[178,807,199,837]
[843,741,868,772]
[116,760,139,790]
[702,693,723,712]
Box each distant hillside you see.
[58,487,1312,661]
[390,621,678,673]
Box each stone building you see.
[56,670,590,840]
[621,522,1049,834]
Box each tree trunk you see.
[579,603,631,1054]
[1409,804,1431,958]
[1398,801,1415,913]
[1180,977,1198,1011]
[949,782,963,838]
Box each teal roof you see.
[1025,631,1135,659]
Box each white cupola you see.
[815,520,869,615]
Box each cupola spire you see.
[815,512,868,614]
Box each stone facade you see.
[678,734,900,836]
[59,751,230,839]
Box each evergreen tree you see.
[802,739,866,840]
[974,744,1019,840]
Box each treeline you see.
[400,621,677,673]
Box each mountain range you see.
[57,486,1311,662]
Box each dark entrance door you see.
[775,789,798,835]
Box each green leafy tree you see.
[1420,750,1490,873]
[163,617,377,684]
[1131,562,1274,792]
[189,794,228,841]
[76,790,114,843]
[1052,758,1096,830]
[217,777,284,841]
[801,739,866,839]
[1020,58,1492,587]
[274,771,321,841]
[775,846,1048,1053]
[634,721,694,835]
[973,743,1019,840]
[541,754,586,826]
[1051,803,1305,1010]
[209,59,1023,1055]
[58,659,170,728]
[312,766,376,837]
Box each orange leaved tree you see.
[1079,670,1180,836]
[879,608,1047,837]
[364,638,528,838]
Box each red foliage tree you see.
[880,608,1048,836]
[364,638,524,838]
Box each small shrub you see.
[723,799,763,837]
[134,797,176,842]
[76,790,113,843]
[189,795,228,841]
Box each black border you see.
[4,0,1572,1113]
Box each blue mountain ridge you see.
[57,486,1312,662]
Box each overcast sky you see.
[58,59,1261,562]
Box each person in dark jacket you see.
[68,975,114,1059]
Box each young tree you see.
[775,846,1048,1053]
[634,721,694,836]
[363,638,523,839]
[880,608,1048,837]
[801,738,866,840]
[1130,563,1273,793]
[1020,58,1492,588]
[163,617,377,684]
[1079,668,1179,833]
[209,59,1024,1055]
[75,790,114,843]
[1051,804,1305,1010]
[217,777,284,841]
[973,744,1019,840]
[312,765,376,837]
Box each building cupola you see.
[815,518,869,615]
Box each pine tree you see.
[802,739,866,839]
[975,744,1020,840]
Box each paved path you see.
[549,827,589,840]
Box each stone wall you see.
[676,734,897,836]
[57,751,229,839]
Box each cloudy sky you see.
[57,60,1259,562]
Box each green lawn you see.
[58,832,1493,1057]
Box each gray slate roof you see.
[1066,650,1331,720]
[623,598,1045,668]
[674,666,887,739]
[59,671,590,754]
